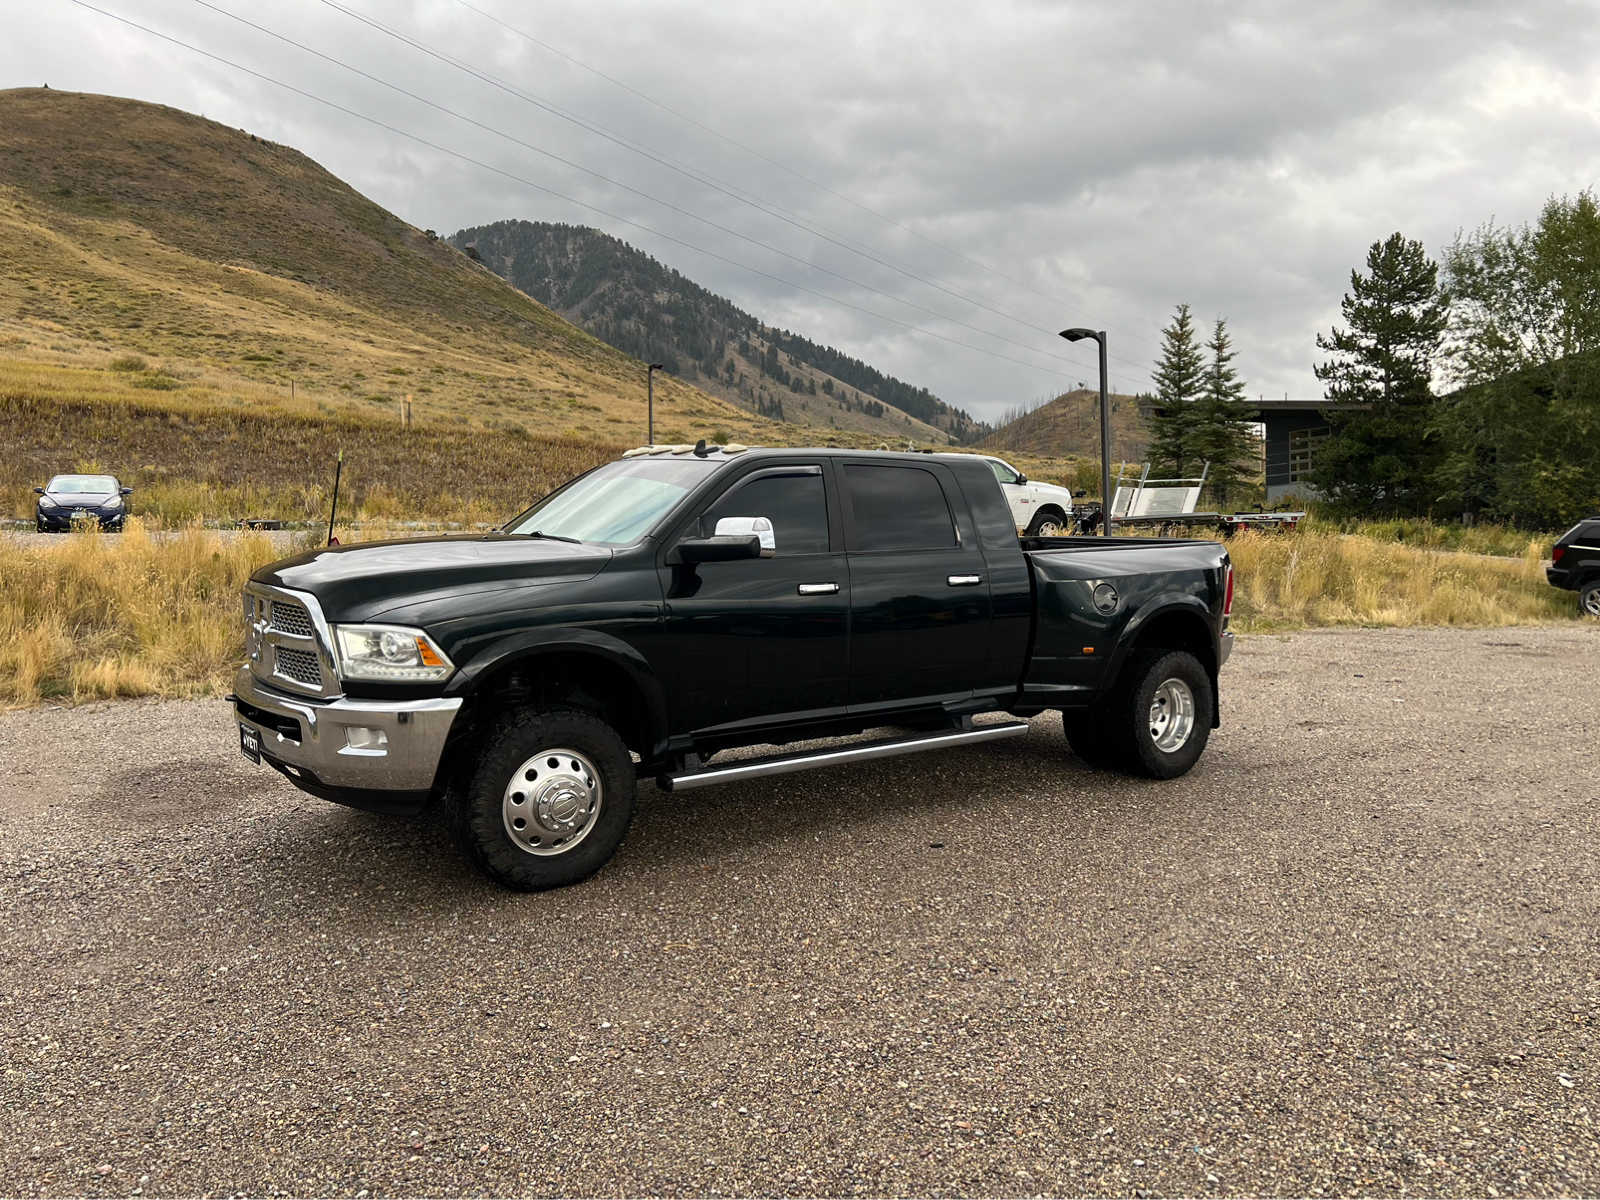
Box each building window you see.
[1288,427,1328,483]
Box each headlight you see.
[38,496,58,509]
[103,495,122,510]
[331,624,454,683]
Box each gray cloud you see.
[6,0,1598,421]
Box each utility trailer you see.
[1108,463,1304,536]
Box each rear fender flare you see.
[1105,595,1221,722]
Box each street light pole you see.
[646,362,664,445]
[1059,328,1113,537]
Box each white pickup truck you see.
[982,456,1080,536]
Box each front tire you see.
[1093,649,1214,778]
[1026,508,1068,537]
[455,707,637,890]
[1581,581,1600,619]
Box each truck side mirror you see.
[1014,473,1028,485]
[677,534,763,564]
[1073,489,1086,498]
[120,487,133,496]
[33,486,44,495]
[711,516,775,557]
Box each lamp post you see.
[1059,328,1113,537]
[646,362,664,445]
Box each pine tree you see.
[1194,319,1258,506]
[1310,232,1448,515]
[1147,304,1206,477]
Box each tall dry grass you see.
[1300,513,1563,560]
[1224,529,1571,631]
[1,523,1580,709]
[0,522,284,705]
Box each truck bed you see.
[1019,533,1231,707]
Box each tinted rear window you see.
[844,464,956,552]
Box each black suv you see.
[1548,517,1600,617]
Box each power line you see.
[66,0,1100,387]
[182,0,1104,371]
[454,0,1094,317]
[320,0,1160,380]
[318,0,1119,361]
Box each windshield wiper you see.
[523,530,583,544]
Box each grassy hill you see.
[451,221,987,444]
[0,88,787,450]
[979,388,1153,465]
[0,89,1067,528]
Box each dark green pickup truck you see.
[232,446,1234,889]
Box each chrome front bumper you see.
[233,666,462,793]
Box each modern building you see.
[1141,398,1371,503]
[1252,399,1370,502]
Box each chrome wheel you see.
[502,748,603,856]
[1583,587,1600,617]
[1035,516,1065,536]
[1148,678,1196,753]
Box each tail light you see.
[1553,545,1566,565]
[1223,563,1235,617]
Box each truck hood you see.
[254,534,613,623]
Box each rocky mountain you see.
[451,220,988,444]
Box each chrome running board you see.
[659,721,1030,793]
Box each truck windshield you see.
[504,457,717,545]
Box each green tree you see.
[1436,191,1600,525]
[1309,232,1448,515]
[1147,303,1206,477]
[1194,319,1258,507]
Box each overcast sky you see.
[7,0,1599,421]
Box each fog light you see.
[345,727,389,751]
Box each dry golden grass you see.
[1301,513,1562,560]
[0,522,286,705]
[1223,529,1572,631]
[3,524,1579,709]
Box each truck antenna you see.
[326,450,343,547]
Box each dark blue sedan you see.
[34,474,133,532]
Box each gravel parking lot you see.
[2,626,1597,1197]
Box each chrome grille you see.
[244,582,339,699]
[274,646,322,688]
[270,599,314,638]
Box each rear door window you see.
[843,464,957,552]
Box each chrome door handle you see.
[797,582,840,595]
[947,574,982,586]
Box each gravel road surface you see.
[2,626,1597,1197]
